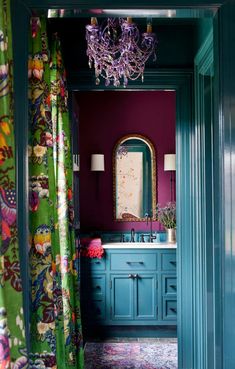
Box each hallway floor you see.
[84,338,177,369]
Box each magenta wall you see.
[75,90,176,232]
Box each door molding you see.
[194,30,215,369]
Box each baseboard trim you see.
[83,325,177,340]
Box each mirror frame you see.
[113,134,157,222]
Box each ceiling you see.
[46,9,213,87]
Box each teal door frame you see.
[214,3,235,369]
[12,1,235,369]
[194,30,215,369]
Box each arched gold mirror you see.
[113,134,157,221]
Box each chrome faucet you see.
[130,228,135,242]
[145,212,156,243]
[150,216,156,242]
[150,232,156,243]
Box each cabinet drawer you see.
[88,275,105,297]
[85,257,106,271]
[162,275,177,295]
[81,275,105,298]
[163,298,177,320]
[161,253,177,271]
[110,253,157,271]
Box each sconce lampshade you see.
[91,154,105,171]
[164,154,176,171]
[73,154,80,172]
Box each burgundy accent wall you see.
[75,90,176,232]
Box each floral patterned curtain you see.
[28,17,84,369]
[0,0,27,368]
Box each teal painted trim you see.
[216,2,235,368]
[47,9,215,18]
[194,29,214,369]
[84,326,177,339]
[194,29,213,69]
[195,18,213,53]
[21,0,224,10]
[11,0,31,353]
[175,71,194,369]
[68,68,192,91]
[212,12,223,369]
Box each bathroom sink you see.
[102,242,177,249]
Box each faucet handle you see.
[130,228,135,242]
[144,212,149,225]
[150,232,157,242]
[140,234,145,242]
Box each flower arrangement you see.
[80,238,104,259]
[81,244,104,259]
[156,202,176,229]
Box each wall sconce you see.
[73,154,80,172]
[91,154,105,172]
[91,154,105,197]
[164,154,176,201]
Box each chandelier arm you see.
[86,17,157,87]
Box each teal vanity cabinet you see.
[81,257,107,323]
[81,247,177,336]
[111,274,157,321]
[161,252,177,321]
[110,251,158,322]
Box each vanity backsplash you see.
[80,230,167,244]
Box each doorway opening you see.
[45,12,213,367]
[74,89,177,367]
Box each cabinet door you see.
[162,298,177,321]
[135,274,157,320]
[162,274,177,296]
[161,252,177,271]
[81,274,106,322]
[111,275,134,320]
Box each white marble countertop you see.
[102,242,177,249]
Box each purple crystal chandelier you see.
[86,17,157,87]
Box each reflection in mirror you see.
[113,134,157,221]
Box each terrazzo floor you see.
[85,338,178,369]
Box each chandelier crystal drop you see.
[85,17,157,88]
